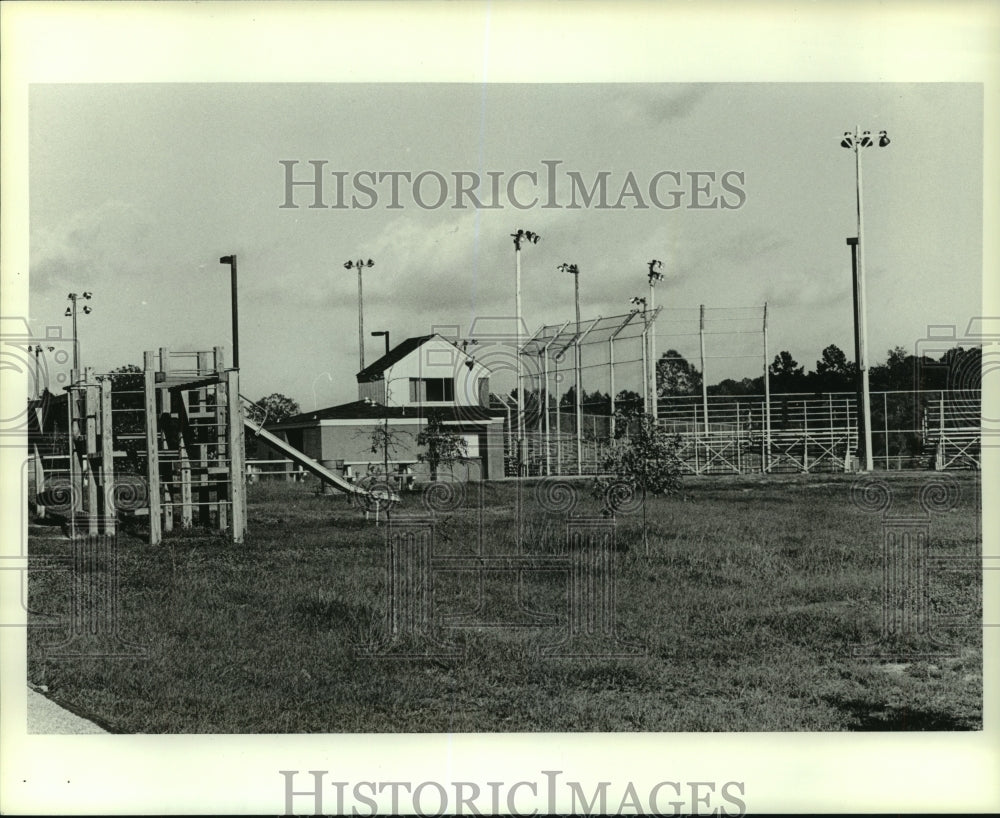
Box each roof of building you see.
[355,334,436,383]
[269,400,502,428]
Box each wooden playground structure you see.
[35,348,248,544]
[32,347,384,543]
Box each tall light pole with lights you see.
[558,263,583,468]
[345,258,375,373]
[647,259,664,421]
[65,291,92,376]
[27,344,55,399]
[840,126,889,472]
[511,230,539,476]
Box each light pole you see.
[840,127,889,472]
[218,255,240,369]
[345,258,375,373]
[647,259,664,421]
[27,344,54,399]
[558,263,582,470]
[511,230,539,476]
[64,291,93,376]
[630,295,649,416]
[371,330,390,357]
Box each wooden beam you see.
[214,346,227,530]
[32,443,46,519]
[171,389,194,529]
[214,377,228,531]
[159,375,222,393]
[100,378,116,536]
[225,369,247,543]
[144,351,162,545]
[84,369,99,536]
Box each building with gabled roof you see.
[356,333,492,408]
[252,334,505,483]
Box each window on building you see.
[409,377,455,402]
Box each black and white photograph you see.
[2,2,998,815]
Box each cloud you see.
[611,85,714,126]
[30,200,155,293]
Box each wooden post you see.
[214,347,228,530]
[100,378,116,536]
[175,391,194,529]
[144,351,162,545]
[67,371,82,537]
[158,348,174,533]
[225,369,247,543]
[33,443,46,519]
[196,352,212,526]
[84,368,99,536]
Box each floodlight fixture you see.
[511,229,540,251]
[65,290,94,373]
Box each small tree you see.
[254,393,300,424]
[656,350,703,396]
[364,417,407,524]
[594,408,683,554]
[416,412,468,480]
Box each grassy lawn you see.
[27,472,982,732]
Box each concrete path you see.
[25,687,108,734]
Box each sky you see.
[28,82,983,407]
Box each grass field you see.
[27,471,982,732]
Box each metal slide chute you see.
[239,396,399,503]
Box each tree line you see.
[510,342,981,415]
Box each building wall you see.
[315,418,502,482]
[482,420,505,480]
[255,413,504,483]
[358,379,385,404]
[378,336,491,409]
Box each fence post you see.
[762,302,772,472]
[803,400,809,473]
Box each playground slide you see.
[244,420,369,496]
